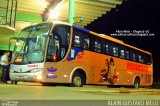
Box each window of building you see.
[126,51,130,60]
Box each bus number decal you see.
[71,49,75,58]
[67,48,84,61]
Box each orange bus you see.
[9,21,153,88]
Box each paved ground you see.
[0,82,160,106]
[0,82,160,100]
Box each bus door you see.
[47,25,70,62]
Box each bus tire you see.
[71,72,84,87]
[134,77,140,88]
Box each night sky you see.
[86,0,160,81]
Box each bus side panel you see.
[42,62,72,83]
[42,48,152,87]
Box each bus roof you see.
[23,21,151,55]
[73,25,90,33]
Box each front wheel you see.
[71,72,84,87]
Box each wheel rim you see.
[73,76,82,87]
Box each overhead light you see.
[48,0,65,20]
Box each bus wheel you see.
[134,77,140,88]
[71,72,84,87]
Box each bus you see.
[9,21,153,88]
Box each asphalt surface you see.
[0,82,160,106]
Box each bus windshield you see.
[12,23,52,64]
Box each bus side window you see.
[73,30,81,48]
[130,51,138,62]
[145,55,152,64]
[47,38,54,55]
[47,37,58,62]
[120,49,125,58]
[74,35,80,47]
[105,42,109,54]
[61,48,65,58]
[83,38,90,50]
[95,40,101,53]
[113,46,118,57]
[90,36,94,51]
[119,46,129,59]
[138,54,145,63]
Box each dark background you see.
[86,0,160,81]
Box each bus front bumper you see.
[9,72,43,82]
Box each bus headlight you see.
[37,75,42,80]
[10,69,14,73]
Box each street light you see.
[48,0,65,21]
